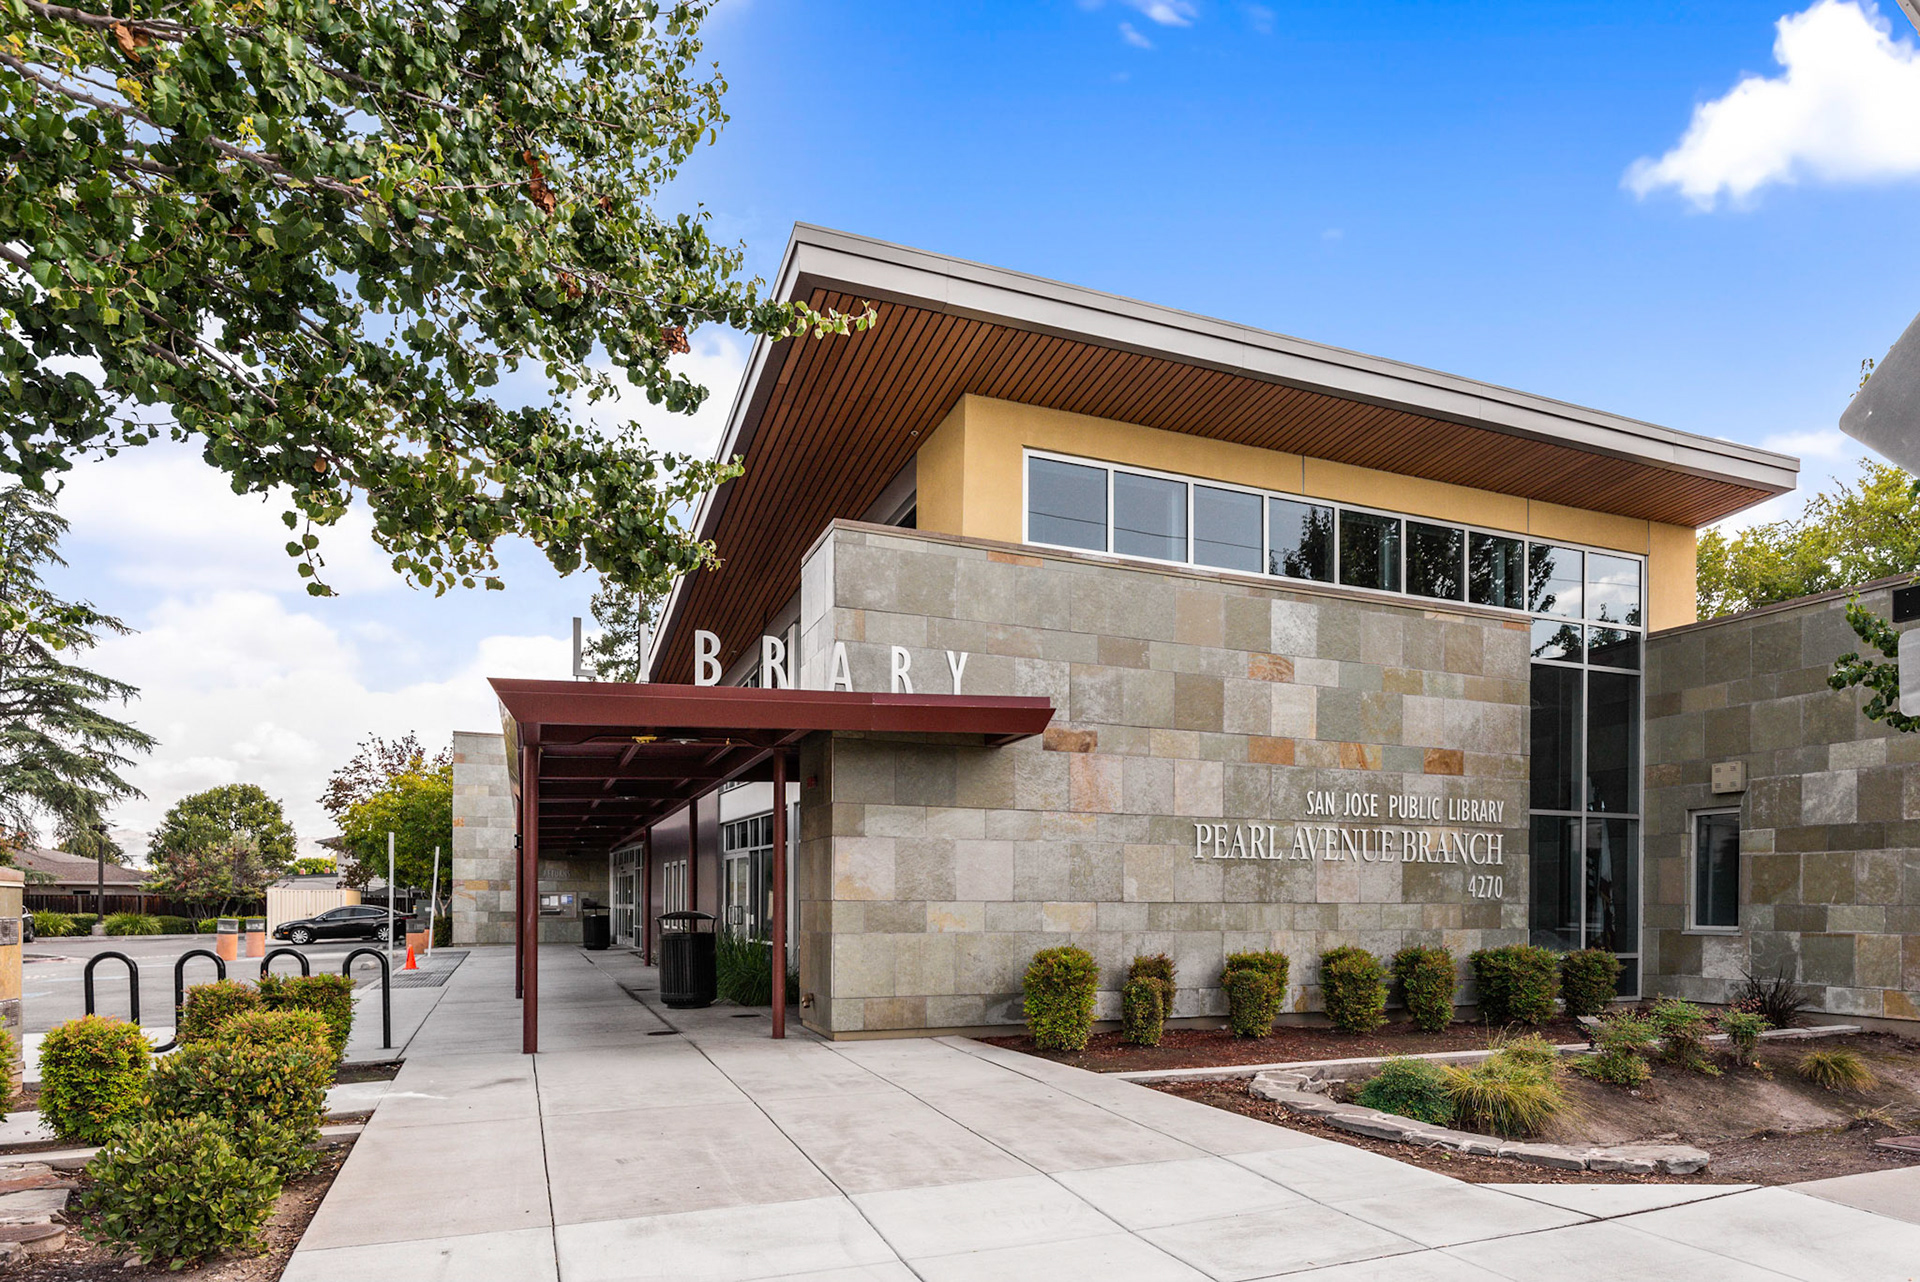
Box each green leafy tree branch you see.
[2,0,873,599]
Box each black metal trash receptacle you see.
[657,911,717,1008]
[581,902,611,951]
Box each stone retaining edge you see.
[1110,1023,1861,1084]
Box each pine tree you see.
[582,571,672,683]
[0,486,154,846]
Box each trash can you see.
[581,902,611,952]
[657,911,716,1008]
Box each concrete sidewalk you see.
[282,947,1920,1281]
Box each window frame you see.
[1688,807,1743,935]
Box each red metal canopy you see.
[490,678,1053,1053]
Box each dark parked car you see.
[20,911,32,944]
[272,905,410,945]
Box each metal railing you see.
[342,948,392,1049]
[81,951,140,1024]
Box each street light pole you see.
[91,821,109,935]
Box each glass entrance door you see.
[722,814,773,940]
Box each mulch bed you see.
[981,1017,1590,1072]
[15,1136,355,1281]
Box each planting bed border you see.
[1169,1024,1863,1176]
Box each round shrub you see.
[103,912,162,936]
[1127,953,1176,1015]
[257,973,355,1056]
[1320,946,1387,1033]
[1572,1010,1657,1087]
[38,1016,151,1145]
[1650,998,1717,1074]
[1390,945,1455,1033]
[433,913,453,948]
[1022,946,1099,1052]
[0,1029,16,1119]
[1121,977,1164,1047]
[214,1008,333,1053]
[1444,1047,1564,1137]
[30,910,77,937]
[154,915,196,935]
[83,1116,281,1268]
[1558,949,1622,1018]
[148,1038,333,1177]
[177,980,263,1046]
[1222,951,1288,1037]
[196,918,218,934]
[1720,1010,1768,1065]
[1357,1056,1454,1126]
[1468,945,1558,1026]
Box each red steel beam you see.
[522,740,540,1055]
[771,749,787,1040]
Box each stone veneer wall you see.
[451,730,608,945]
[1644,578,1920,1021]
[793,521,1533,1036]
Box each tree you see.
[0,486,154,841]
[336,762,451,892]
[318,732,449,826]
[56,809,123,865]
[147,784,296,906]
[4,0,873,599]
[1697,459,1919,618]
[581,569,670,682]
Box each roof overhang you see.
[492,679,1053,856]
[647,225,1801,684]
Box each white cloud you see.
[567,328,752,462]
[1130,0,1197,25]
[1244,4,1275,35]
[1120,22,1153,48]
[86,589,567,839]
[1626,1,1920,209]
[1761,426,1852,458]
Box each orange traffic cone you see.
[402,938,419,971]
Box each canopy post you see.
[771,750,788,1040]
[521,740,540,1054]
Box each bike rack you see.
[152,949,228,1053]
[260,947,311,979]
[82,951,140,1025]
[342,947,392,1050]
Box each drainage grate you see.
[379,951,468,989]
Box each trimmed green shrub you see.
[1127,953,1176,1014]
[433,912,452,948]
[69,914,98,933]
[1558,949,1622,1018]
[196,918,218,934]
[154,915,195,935]
[177,980,263,1046]
[30,910,77,937]
[1573,1011,1657,1087]
[1390,945,1455,1033]
[715,930,773,1006]
[1022,946,1099,1052]
[257,973,355,1057]
[1121,977,1165,1047]
[81,1116,281,1268]
[103,912,162,936]
[1223,969,1276,1038]
[1444,1046,1564,1137]
[1650,998,1717,1074]
[1222,951,1288,1038]
[148,1039,333,1177]
[214,1009,333,1053]
[1320,946,1387,1033]
[1469,945,1558,1026]
[1798,1048,1876,1093]
[0,1029,15,1119]
[1720,1011,1768,1065]
[38,1016,151,1144]
[1357,1056,1454,1126]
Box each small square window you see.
[1693,811,1740,930]
[1528,544,1583,618]
[1027,457,1107,551]
[1588,553,1643,626]
[1530,618,1583,662]
[1194,485,1263,573]
[1469,532,1525,610]
[1113,470,1187,562]
[1338,510,1401,592]
[1268,497,1334,581]
[1407,522,1464,601]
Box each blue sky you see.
[44,0,1920,845]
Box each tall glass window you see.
[1469,532,1525,610]
[1113,470,1187,562]
[1693,811,1740,930]
[1269,497,1334,581]
[1339,510,1401,592]
[1194,484,1263,573]
[1028,456,1106,551]
[1527,547,1644,997]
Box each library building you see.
[451,225,1920,1047]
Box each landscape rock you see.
[1495,1142,1591,1171]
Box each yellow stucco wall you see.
[915,394,1701,630]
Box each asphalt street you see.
[19,934,415,1033]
